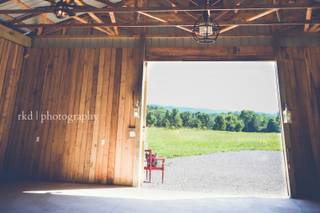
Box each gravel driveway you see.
[142,151,288,196]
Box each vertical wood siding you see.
[276,47,320,198]
[0,38,24,173]
[4,47,144,185]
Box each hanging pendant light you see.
[192,1,220,44]
[54,0,76,19]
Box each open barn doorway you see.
[141,61,289,197]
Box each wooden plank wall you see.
[1,38,319,198]
[276,46,320,198]
[3,47,144,185]
[0,38,24,174]
[146,46,274,61]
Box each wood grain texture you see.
[0,38,24,174]
[0,39,319,199]
[3,47,144,185]
[146,46,274,61]
[0,24,32,47]
[276,46,320,198]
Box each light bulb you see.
[199,23,213,36]
[283,105,292,124]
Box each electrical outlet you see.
[101,139,106,145]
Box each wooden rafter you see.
[94,0,124,8]
[74,0,114,36]
[137,11,192,33]
[220,8,278,33]
[13,0,53,24]
[165,0,197,20]
[135,0,194,33]
[0,3,319,15]
[272,0,281,22]
[94,0,122,35]
[41,0,139,36]
[0,0,9,5]
[10,13,40,24]
[309,24,320,32]
[0,14,12,21]
[216,0,244,20]
[1,1,318,37]
[164,0,177,14]
[109,12,119,35]
[72,16,113,35]
[304,8,312,32]
[246,9,278,22]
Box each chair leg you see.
[162,169,164,184]
[145,170,148,181]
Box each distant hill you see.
[147,104,278,117]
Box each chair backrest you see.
[145,150,157,167]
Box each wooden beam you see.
[0,0,10,5]
[220,8,278,34]
[0,23,31,47]
[0,3,319,15]
[94,0,124,8]
[74,0,114,36]
[72,16,113,35]
[273,0,281,22]
[246,8,278,21]
[165,0,177,13]
[304,8,312,32]
[109,12,119,35]
[0,14,13,21]
[13,0,54,24]
[146,46,274,61]
[309,24,320,32]
[220,25,239,33]
[137,11,192,33]
[137,11,167,23]
[11,13,40,24]
[35,33,285,39]
[216,0,244,20]
[15,20,320,29]
[32,33,320,48]
[164,0,197,20]
[80,0,125,36]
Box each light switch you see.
[35,136,40,143]
[101,139,106,145]
[129,130,136,138]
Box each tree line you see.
[146,106,281,133]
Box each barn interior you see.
[0,0,319,212]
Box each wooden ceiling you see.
[0,0,319,38]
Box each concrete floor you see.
[0,181,319,213]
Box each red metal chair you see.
[144,149,165,183]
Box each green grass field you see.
[147,127,282,158]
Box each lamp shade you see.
[192,11,220,44]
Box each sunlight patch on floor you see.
[22,187,289,200]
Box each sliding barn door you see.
[276,46,320,198]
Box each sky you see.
[146,61,280,114]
